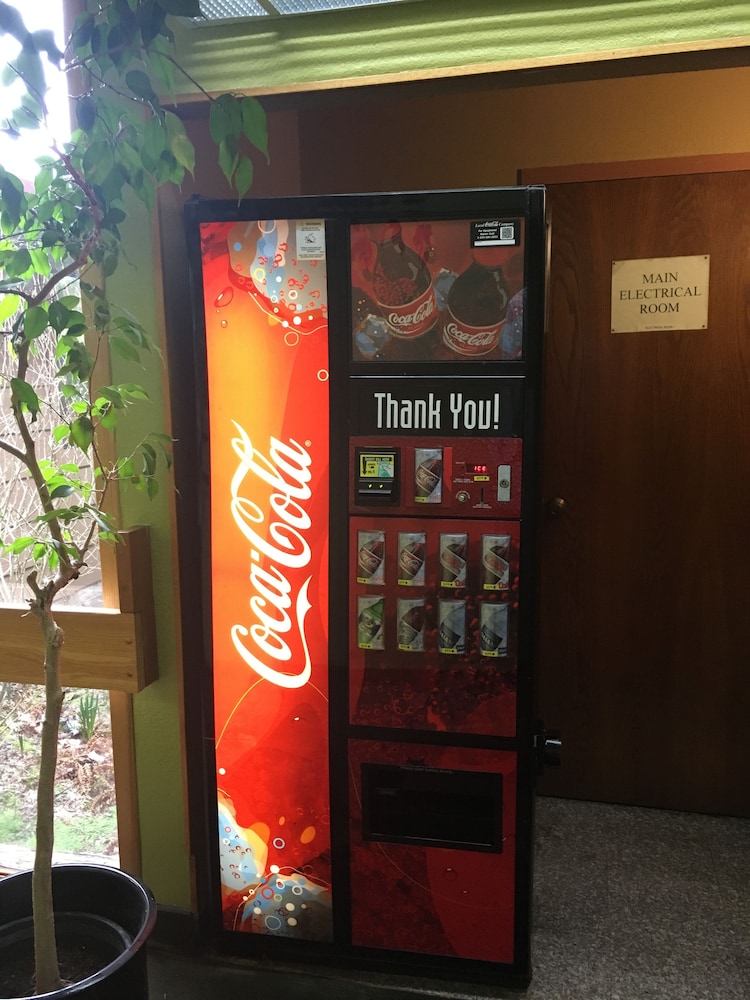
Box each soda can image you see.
[397,531,426,586]
[357,595,385,650]
[439,532,468,587]
[480,602,508,657]
[397,598,425,652]
[481,534,511,590]
[357,529,385,585]
[414,447,443,503]
[438,599,466,654]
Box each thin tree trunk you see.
[31,606,65,995]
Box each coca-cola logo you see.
[387,296,436,329]
[228,421,314,690]
[443,320,500,355]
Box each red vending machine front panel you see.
[348,740,517,963]
[349,511,520,737]
[199,219,333,942]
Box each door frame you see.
[519,151,750,186]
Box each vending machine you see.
[182,188,549,988]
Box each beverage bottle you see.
[440,533,468,586]
[398,540,426,582]
[414,447,443,503]
[443,247,511,357]
[357,597,385,649]
[397,599,425,650]
[357,533,385,583]
[438,600,466,654]
[368,224,438,339]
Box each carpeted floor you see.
[147,796,750,999]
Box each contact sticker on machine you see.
[471,219,521,247]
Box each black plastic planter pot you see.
[0,864,156,999]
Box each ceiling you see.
[195,0,419,22]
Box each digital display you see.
[359,453,396,480]
[468,462,489,475]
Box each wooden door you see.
[536,170,750,816]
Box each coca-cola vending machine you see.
[181,188,549,988]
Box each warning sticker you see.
[296,219,326,259]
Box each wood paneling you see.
[536,171,750,816]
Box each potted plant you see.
[0,0,267,994]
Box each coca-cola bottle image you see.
[397,532,426,585]
[357,530,385,584]
[443,247,510,357]
[479,602,508,656]
[440,532,468,587]
[414,447,443,503]
[438,600,466,654]
[369,224,438,340]
[397,598,425,651]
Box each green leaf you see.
[148,50,175,99]
[0,293,20,322]
[23,304,49,340]
[29,248,51,277]
[0,173,24,228]
[241,97,269,162]
[99,405,118,430]
[110,335,141,363]
[5,248,33,280]
[125,69,157,104]
[218,135,239,186]
[48,299,70,333]
[71,13,96,51]
[164,111,195,175]
[235,156,254,200]
[50,484,75,499]
[70,415,94,452]
[209,94,242,146]
[141,442,157,476]
[117,457,135,480]
[121,382,150,400]
[10,377,41,421]
[75,96,97,133]
[8,536,35,555]
[82,141,116,185]
[41,228,62,248]
[98,385,127,408]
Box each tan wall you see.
[298,65,750,192]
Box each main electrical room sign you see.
[611,255,710,333]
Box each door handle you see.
[546,496,567,516]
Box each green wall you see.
[107,199,191,908]
[173,0,749,96]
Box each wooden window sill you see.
[0,527,158,694]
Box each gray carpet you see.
[147,796,750,998]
